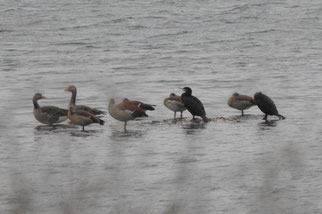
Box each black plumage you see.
[181,87,209,122]
[254,92,285,120]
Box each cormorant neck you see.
[33,98,40,109]
[70,90,77,105]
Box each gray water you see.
[1,0,322,213]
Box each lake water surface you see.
[1,0,322,213]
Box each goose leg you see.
[174,112,176,119]
[124,121,127,131]
[82,126,85,131]
[241,110,244,116]
[180,112,183,119]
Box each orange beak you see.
[41,95,47,99]
[64,87,70,91]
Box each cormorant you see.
[181,87,208,122]
[254,92,285,120]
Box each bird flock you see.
[33,85,285,131]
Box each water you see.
[1,0,322,213]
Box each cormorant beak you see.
[64,87,70,91]
[41,95,47,99]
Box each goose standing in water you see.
[33,93,68,125]
[164,93,186,119]
[108,98,147,131]
[68,105,104,131]
[228,92,255,116]
[254,92,285,120]
[64,85,106,115]
[181,87,209,122]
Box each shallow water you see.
[1,0,322,213]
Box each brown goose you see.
[64,85,106,115]
[227,92,255,116]
[68,105,104,131]
[117,99,148,117]
[164,93,186,119]
[122,98,155,111]
[108,98,147,131]
[33,93,68,125]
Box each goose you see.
[108,98,147,131]
[64,85,106,115]
[33,93,68,125]
[122,98,155,111]
[164,93,186,119]
[68,105,104,131]
[228,92,255,115]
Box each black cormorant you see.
[254,92,285,120]
[181,87,208,122]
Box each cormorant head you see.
[254,92,263,103]
[254,92,262,98]
[182,87,192,95]
[232,92,239,96]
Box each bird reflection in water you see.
[110,130,143,139]
[35,124,74,136]
[35,124,71,131]
[182,120,206,135]
[34,124,79,138]
[70,129,100,137]
[258,119,278,129]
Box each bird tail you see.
[98,118,105,125]
[201,115,209,123]
[132,110,148,118]
[92,108,107,115]
[138,103,155,111]
[144,106,155,111]
[278,114,285,120]
[90,115,105,125]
